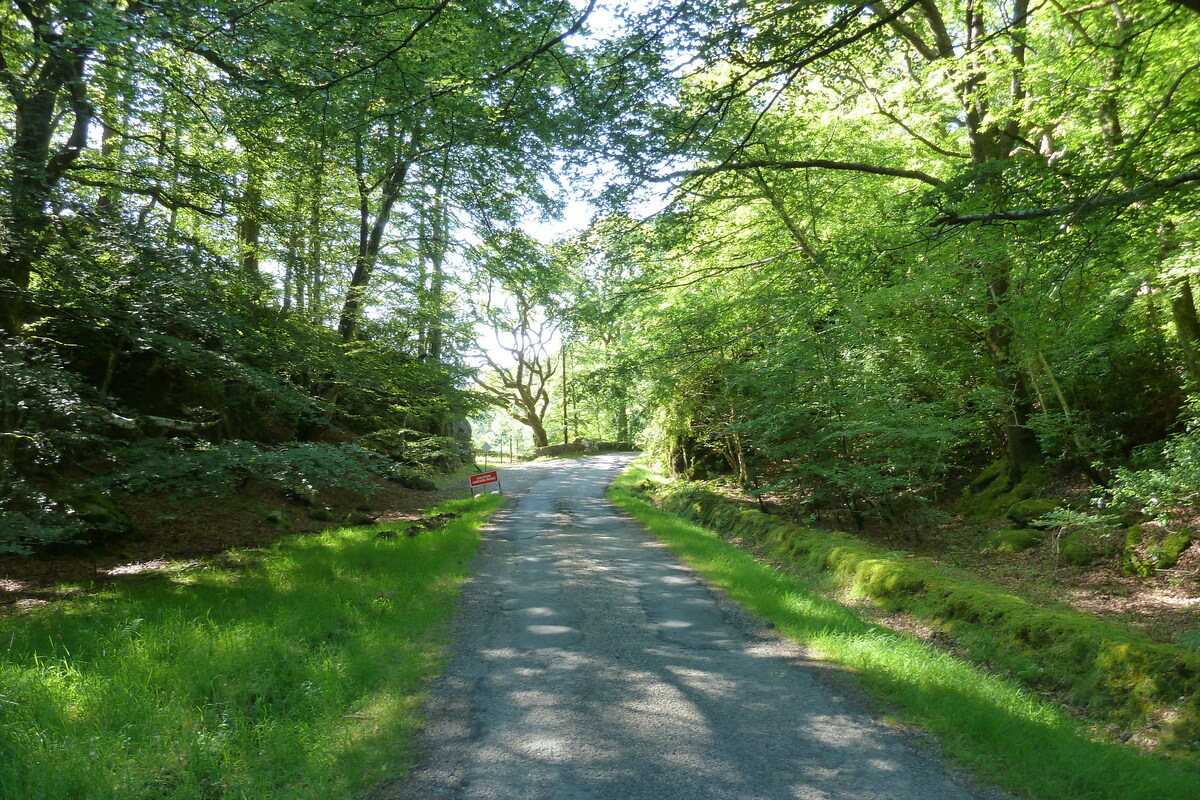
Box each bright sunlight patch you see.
[0,493,504,800]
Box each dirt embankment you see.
[1,473,475,615]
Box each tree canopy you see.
[546,0,1200,526]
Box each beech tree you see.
[475,294,560,448]
[469,231,571,448]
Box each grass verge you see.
[0,493,504,800]
[610,465,1200,800]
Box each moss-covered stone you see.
[1059,533,1094,567]
[968,458,1007,492]
[65,491,136,542]
[1157,528,1195,569]
[960,459,1011,514]
[854,559,927,603]
[645,475,1200,759]
[1122,524,1193,576]
[395,472,437,491]
[987,528,1042,553]
[1008,463,1051,502]
[1007,498,1059,528]
[961,460,1053,519]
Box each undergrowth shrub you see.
[1110,399,1200,522]
[0,482,88,554]
[3,222,479,554]
[0,343,116,552]
[93,440,393,500]
[0,340,115,476]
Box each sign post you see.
[469,470,501,496]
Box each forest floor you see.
[0,465,487,616]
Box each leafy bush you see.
[0,343,117,553]
[1110,401,1200,522]
[0,481,88,554]
[361,428,467,467]
[0,340,115,475]
[95,440,393,501]
[2,219,476,555]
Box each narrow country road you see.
[394,454,992,800]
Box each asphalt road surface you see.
[393,454,992,800]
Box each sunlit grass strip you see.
[609,467,1200,800]
[0,493,504,800]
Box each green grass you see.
[0,493,503,800]
[610,466,1200,800]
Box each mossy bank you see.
[627,471,1200,759]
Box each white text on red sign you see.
[470,471,499,488]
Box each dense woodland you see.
[0,0,641,549]
[4,0,1200,556]
[558,0,1200,541]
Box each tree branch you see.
[851,72,970,159]
[868,1,938,60]
[931,169,1200,225]
[484,0,597,83]
[45,45,94,187]
[67,174,226,218]
[308,0,450,91]
[658,159,944,187]
[915,0,955,58]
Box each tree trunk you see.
[616,387,630,443]
[238,150,263,285]
[417,186,448,360]
[1172,276,1200,385]
[562,346,570,444]
[307,163,324,320]
[95,56,130,213]
[338,126,419,341]
[894,0,1042,482]
[984,267,1040,485]
[1,40,93,333]
[427,198,447,361]
[528,415,551,448]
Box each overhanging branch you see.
[658,159,944,187]
[931,169,1200,226]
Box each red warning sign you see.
[469,470,499,488]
